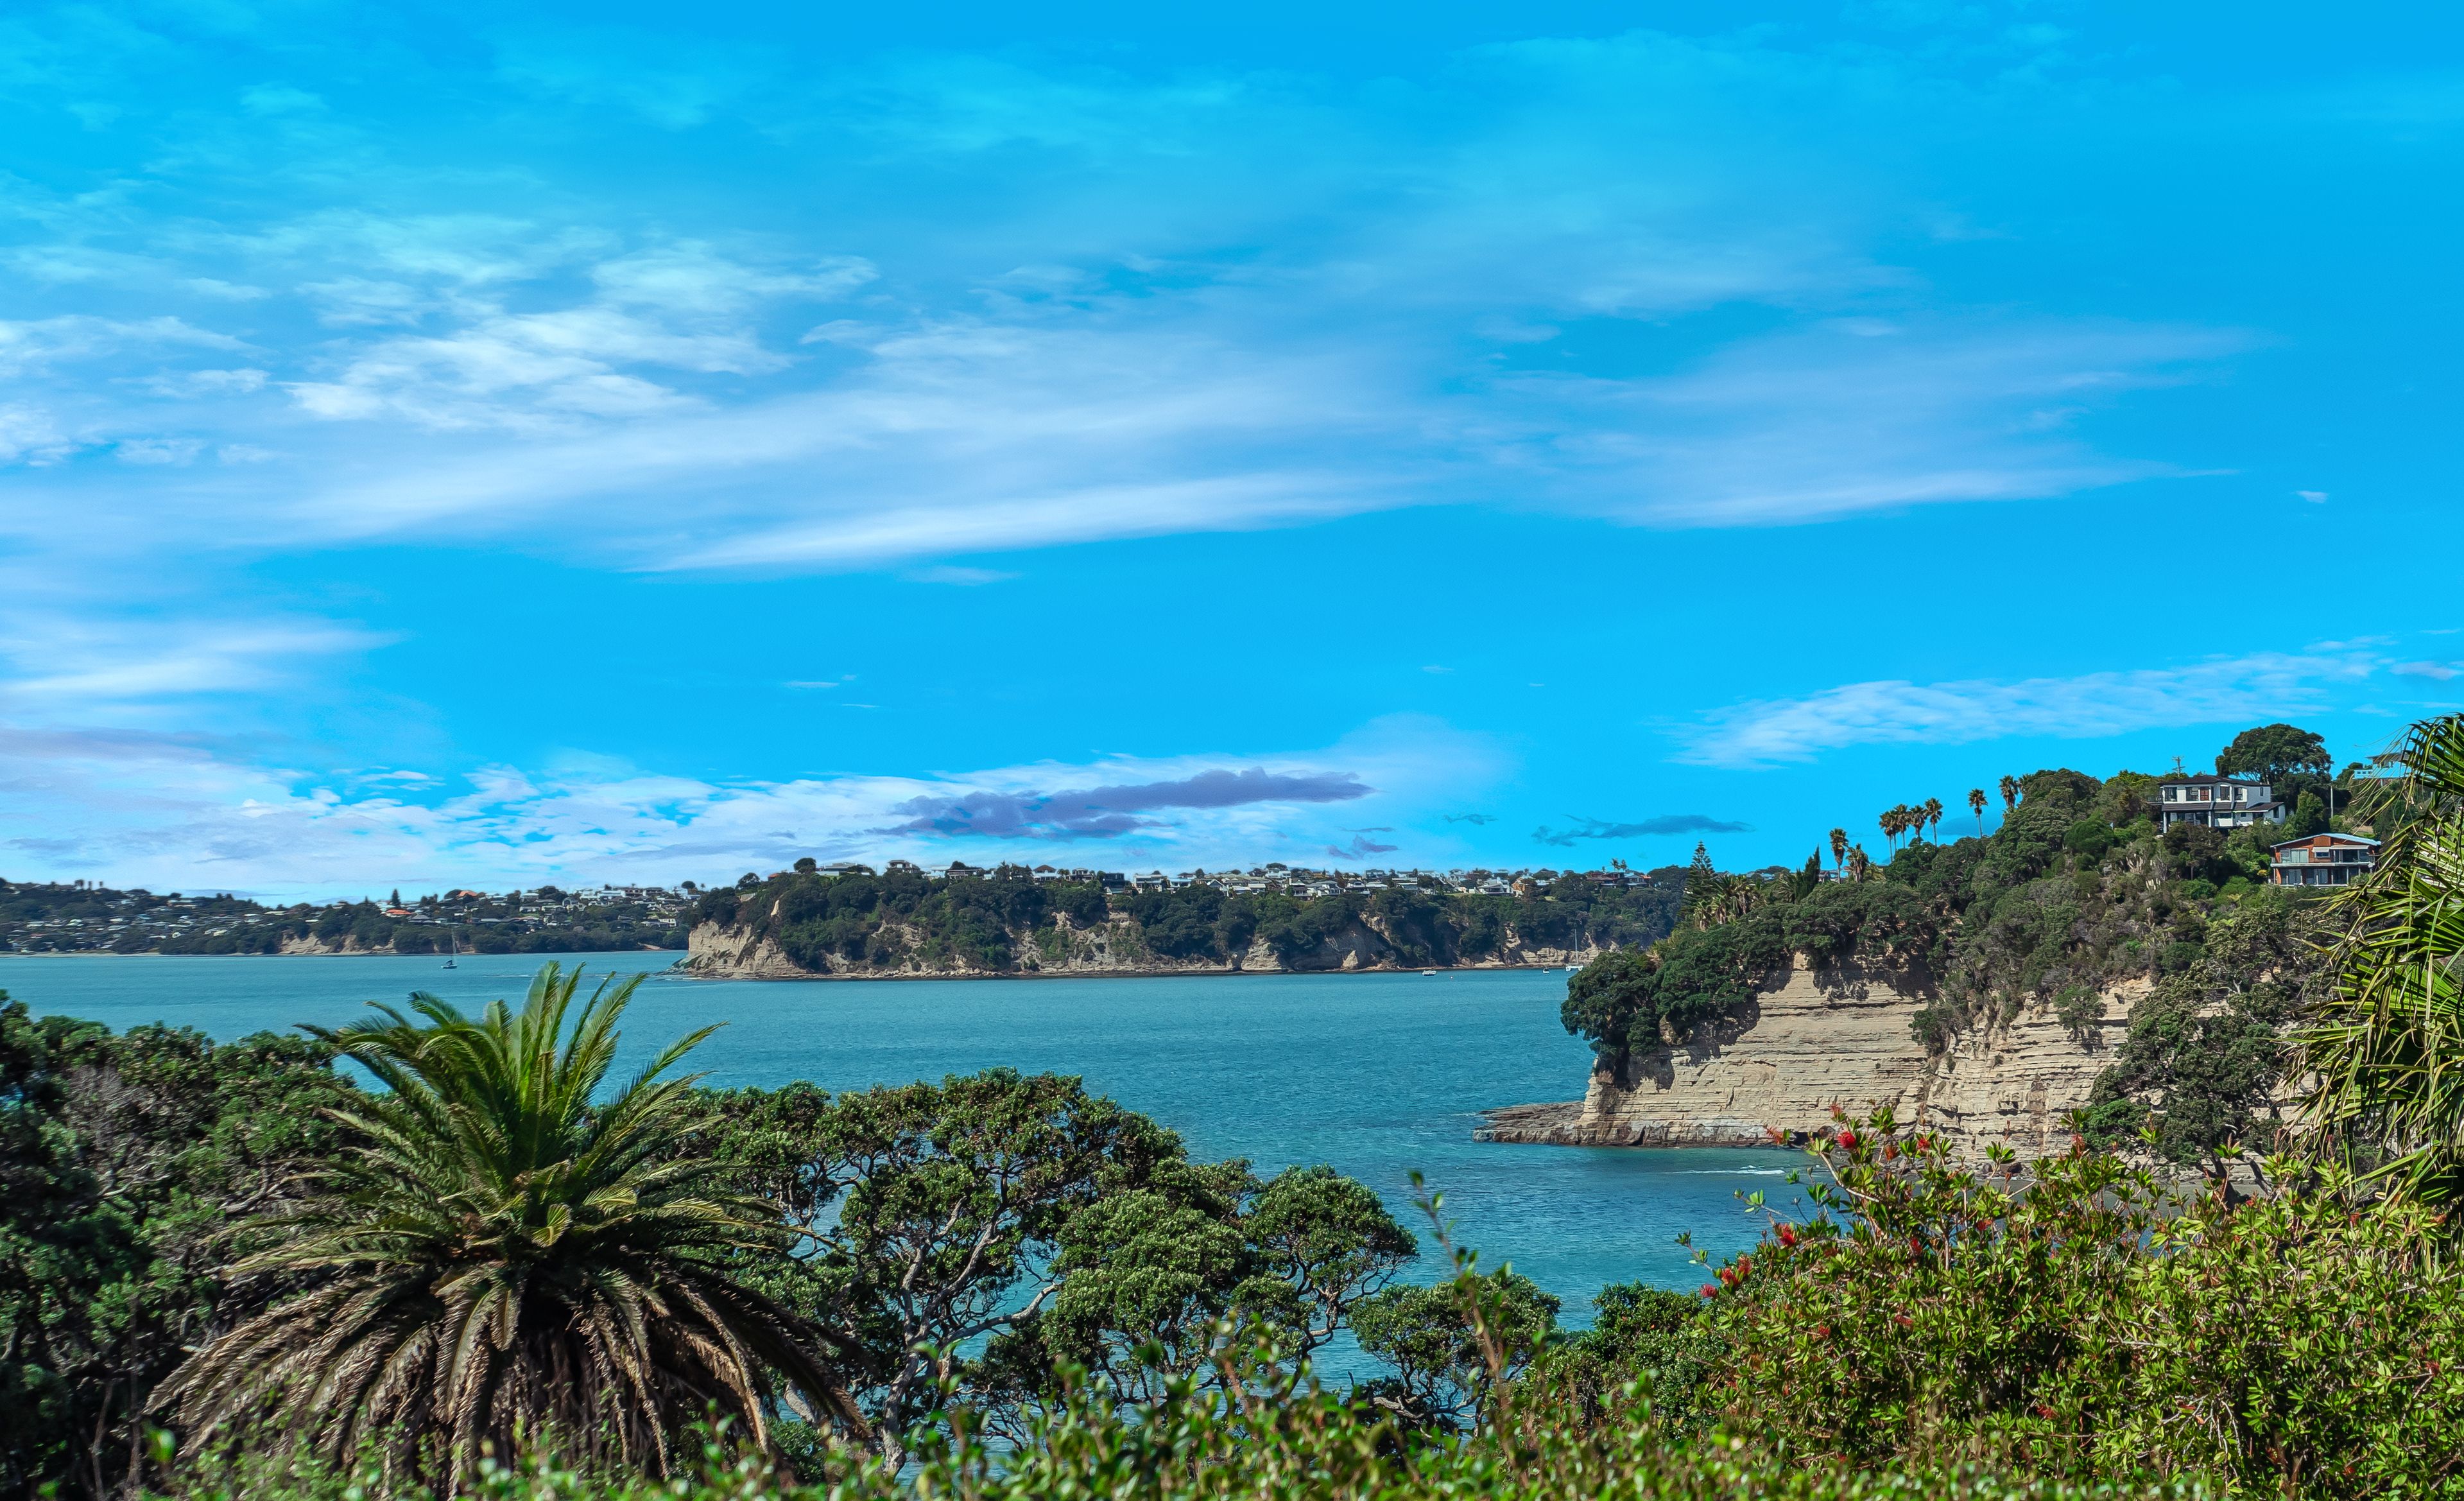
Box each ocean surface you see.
[0,951,1805,1324]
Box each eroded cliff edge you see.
[1478,957,2138,1159]
[682,912,1608,979]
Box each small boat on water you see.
[1421,968,1437,976]
[441,959,457,969]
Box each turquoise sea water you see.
[0,953,1804,1323]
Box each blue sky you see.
[3,0,2460,897]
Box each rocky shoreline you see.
[1476,957,2138,1161]
[680,915,1606,981]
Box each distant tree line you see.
[692,864,1687,973]
[0,881,688,956]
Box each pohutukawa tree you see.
[161,964,864,1480]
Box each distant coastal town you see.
[0,859,1673,956]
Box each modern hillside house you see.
[2271,832,2379,887]
[2157,774,2285,829]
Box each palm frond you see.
[160,962,857,1482]
[2300,714,2464,1204]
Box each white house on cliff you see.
[2157,774,2286,831]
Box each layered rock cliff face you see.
[1479,957,2138,1159]
[683,912,1607,979]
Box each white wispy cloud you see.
[1542,320,2252,527]
[0,616,383,707]
[0,715,1501,896]
[0,315,250,376]
[228,302,2226,570]
[0,28,2272,574]
[1675,650,2382,768]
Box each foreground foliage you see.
[1698,1113,2464,1497]
[162,965,859,1481]
[2302,710,2464,1204]
[148,1106,2464,1499]
[698,1071,1419,1464]
[0,1000,351,1498]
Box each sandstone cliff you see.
[682,910,1608,980]
[1479,956,2139,1159]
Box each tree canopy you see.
[2216,722,2332,787]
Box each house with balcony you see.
[2270,831,2378,888]
[2157,774,2285,830]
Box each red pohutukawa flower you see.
[1836,1129,1860,1150]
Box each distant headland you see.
[684,860,1682,978]
[0,860,1683,971]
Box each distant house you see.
[2271,832,2378,888]
[2157,774,2284,830]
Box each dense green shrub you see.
[1560,915,1791,1062]
[150,1378,2223,1501]
[0,1000,350,1498]
[1698,1112,2464,1495]
[2063,819,2114,862]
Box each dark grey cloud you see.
[883,767,1374,841]
[1325,834,1399,861]
[1444,813,1495,826]
[1532,814,1751,848]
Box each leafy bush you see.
[2062,819,2114,862]
[1560,916,1789,1062]
[2051,984,2102,1043]
[1698,1111,2464,1495]
[148,1369,2224,1501]
[0,1001,350,1498]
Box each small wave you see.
[1672,1167,1791,1176]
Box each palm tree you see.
[164,963,863,1480]
[1702,873,1767,924]
[1829,827,1849,871]
[1969,787,1988,835]
[1879,807,1900,851]
[1847,844,1872,881]
[2300,714,2464,1206]
[1999,774,2020,813]
[1924,796,1944,844]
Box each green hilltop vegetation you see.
[691,861,1685,971]
[0,881,690,955]
[19,716,2464,1500]
[1564,724,2353,1179]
